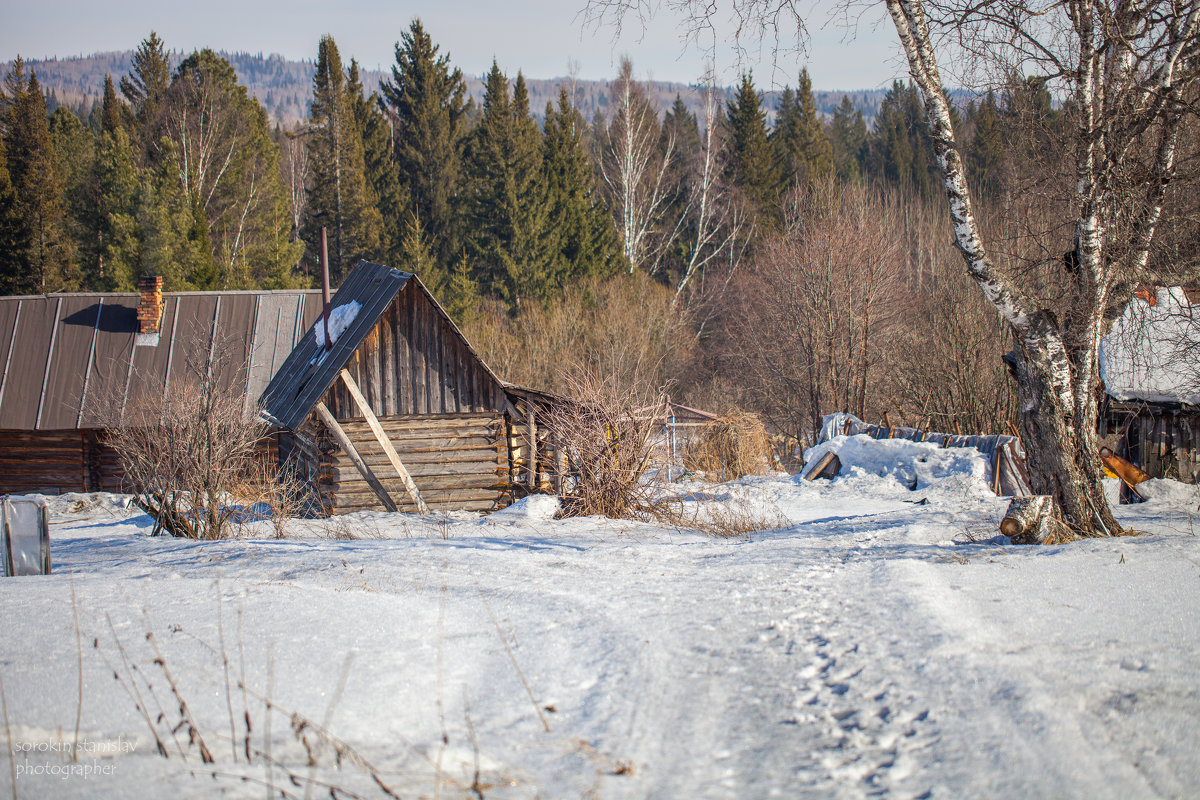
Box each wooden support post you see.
[314,401,397,513]
[527,403,538,489]
[338,369,429,514]
[555,448,567,495]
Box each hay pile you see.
[686,411,772,481]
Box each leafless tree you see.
[280,129,309,245]
[587,0,1200,537]
[717,178,905,441]
[598,58,677,273]
[542,368,663,519]
[673,78,755,299]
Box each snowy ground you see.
[3,437,1200,798]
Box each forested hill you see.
[11,50,885,126]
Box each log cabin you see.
[259,261,554,515]
[0,278,322,495]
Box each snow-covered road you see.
[2,463,1199,798]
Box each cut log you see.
[314,401,397,512]
[803,451,841,481]
[339,369,429,514]
[1000,495,1057,544]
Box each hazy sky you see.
[0,0,907,90]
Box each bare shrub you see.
[100,341,287,540]
[685,411,772,482]
[543,368,662,519]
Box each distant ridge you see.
[8,50,886,127]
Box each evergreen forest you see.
[6,22,1189,441]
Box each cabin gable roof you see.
[258,261,506,430]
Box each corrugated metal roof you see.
[259,262,414,430]
[0,289,322,431]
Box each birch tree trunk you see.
[882,0,1198,537]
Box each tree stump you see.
[1000,495,1057,544]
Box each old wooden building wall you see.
[1103,402,1200,483]
[321,283,504,421]
[0,429,123,494]
[285,413,511,514]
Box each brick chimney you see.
[137,275,164,335]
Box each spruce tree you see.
[49,107,97,288]
[725,73,777,220]
[543,88,620,287]
[867,81,939,195]
[2,64,76,291]
[829,95,867,180]
[0,137,31,294]
[93,127,141,289]
[347,59,406,264]
[120,31,171,148]
[967,91,1005,198]
[138,146,207,289]
[773,68,833,191]
[463,63,553,306]
[379,19,468,271]
[100,75,127,135]
[303,35,382,282]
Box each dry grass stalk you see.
[657,485,789,539]
[685,411,772,482]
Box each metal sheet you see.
[77,297,138,429]
[213,293,255,403]
[260,262,413,430]
[0,298,58,429]
[127,294,179,418]
[41,296,104,429]
[0,300,23,419]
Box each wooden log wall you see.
[0,430,87,494]
[316,412,511,514]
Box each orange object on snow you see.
[1099,447,1150,488]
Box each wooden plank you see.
[411,287,427,416]
[325,486,503,506]
[314,401,397,512]
[381,303,396,418]
[334,414,502,431]
[339,369,429,514]
[396,289,412,414]
[526,403,538,487]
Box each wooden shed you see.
[1099,287,1200,483]
[259,261,552,515]
[0,282,321,495]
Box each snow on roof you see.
[1100,287,1200,405]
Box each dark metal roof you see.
[259,262,414,430]
[0,290,322,431]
